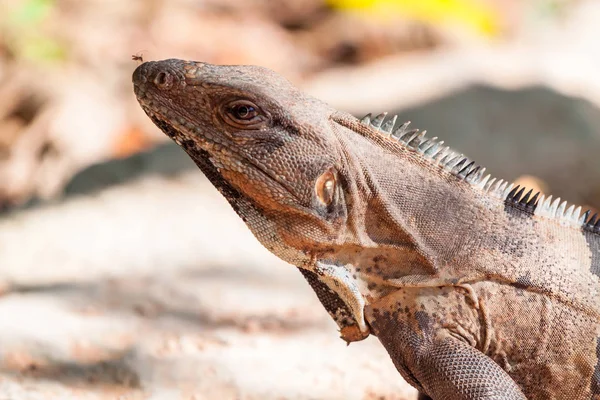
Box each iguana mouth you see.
[145,111,304,209]
[146,113,244,210]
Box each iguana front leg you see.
[366,299,527,400]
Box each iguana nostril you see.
[155,71,169,86]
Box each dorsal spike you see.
[582,210,591,223]
[458,161,475,176]
[370,112,387,128]
[506,185,520,200]
[419,137,438,153]
[438,150,455,165]
[392,121,411,137]
[399,129,420,142]
[399,129,420,144]
[519,189,533,205]
[526,191,540,208]
[408,130,427,148]
[549,198,561,216]
[565,204,575,219]
[483,177,495,190]
[515,187,526,202]
[452,157,468,172]
[502,183,515,198]
[465,166,481,181]
[572,206,582,222]
[536,194,547,214]
[557,201,567,218]
[490,179,504,194]
[434,146,450,160]
[471,167,490,189]
[380,115,397,134]
[588,213,598,226]
[482,176,495,190]
[359,113,372,124]
[425,141,444,157]
[541,195,552,210]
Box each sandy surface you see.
[0,173,416,399]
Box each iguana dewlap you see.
[132,58,600,400]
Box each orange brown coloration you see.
[341,325,370,343]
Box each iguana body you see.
[132,59,600,399]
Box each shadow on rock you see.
[8,268,325,334]
[1,350,140,390]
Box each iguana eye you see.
[316,169,336,206]
[232,103,257,120]
[222,99,267,129]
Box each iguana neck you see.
[329,114,478,282]
[332,112,600,318]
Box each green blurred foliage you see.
[1,0,67,63]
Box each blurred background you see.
[0,0,599,399]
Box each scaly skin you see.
[133,59,600,399]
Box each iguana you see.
[132,58,600,400]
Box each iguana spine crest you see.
[361,112,599,234]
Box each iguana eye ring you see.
[315,169,336,206]
[222,99,267,129]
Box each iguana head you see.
[133,59,357,267]
[133,59,433,342]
